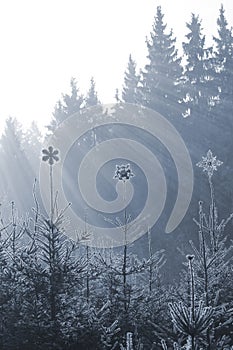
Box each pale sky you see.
[0,0,232,133]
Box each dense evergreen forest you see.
[0,5,233,350]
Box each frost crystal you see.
[114,164,134,182]
[196,150,223,178]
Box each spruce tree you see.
[23,121,43,174]
[182,14,215,118]
[85,77,99,107]
[0,117,34,211]
[213,5,233,118]
[48,77,84,132]
[140,6,183,119]
[62,77,84,116]
[122,54,140,104]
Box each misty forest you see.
[0,5,233,350]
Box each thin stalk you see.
[199,203,209,307]
[50,164,54,224]
[123,181,128,313]
[123,208,127,313]
[188,257,195,350]
[148,227,153,294]
[208,176,216,253]
[11,201,16,258]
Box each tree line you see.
[0,5,232,211]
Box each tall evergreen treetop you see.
[140,6,183,118]
[85,77,99,107]
[0,117,34,210]
[1,117,25,165]
[48,77,84,132]
[213,5,233,113]
[62,77,84,116]
[122,54,140,104]
[182,14,215,118]
[23,121,42,173]
[183,14,206,73]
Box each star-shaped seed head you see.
[114,163,134,182]
[196,150,223,178]
[42,146,59,165]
